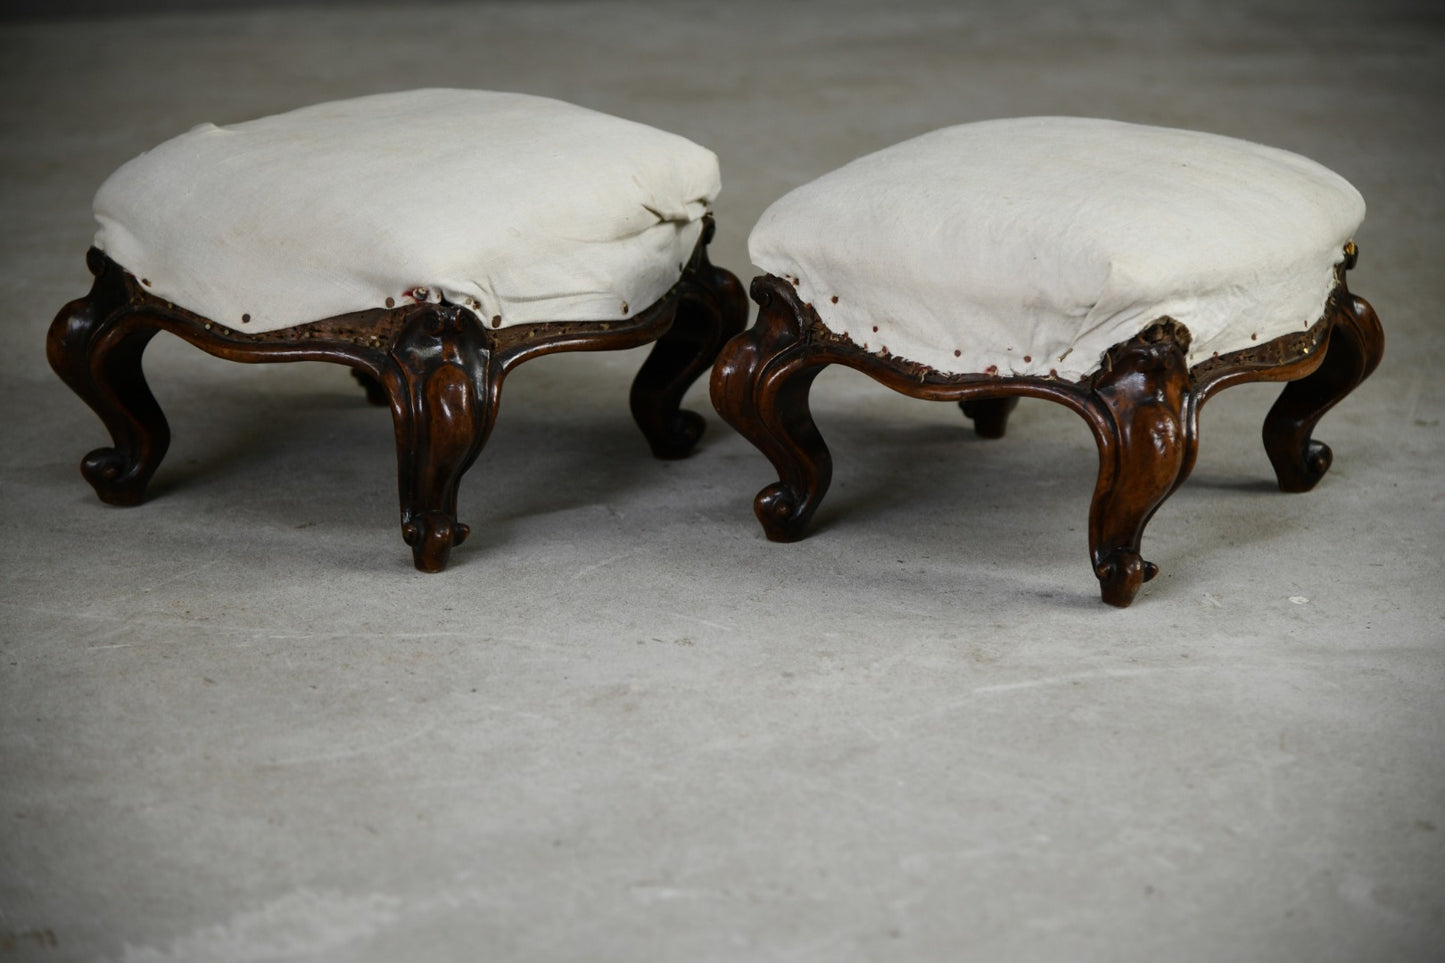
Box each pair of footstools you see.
[49,90,1382,606]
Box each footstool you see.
[48,89,746,571]
[711,117,1382,606]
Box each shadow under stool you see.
[712,117,1382,606]
[49,89,747,571]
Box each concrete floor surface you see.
[1,1,1442,961]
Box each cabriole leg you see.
[1263,290,1383,493]
[710,275,833,542]
[46,250,171,506]
[1084,321,1197,607]
[383,305,500,572]
[630,233,748,458]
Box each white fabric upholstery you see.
[93,89,721,333]
[748,117,1364,380]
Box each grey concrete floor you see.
[2,1,1442,961]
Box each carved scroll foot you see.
[1263,289,1383,493]
[1085,320,1196,607]
[959,397,1019,439]
[383,304,499,573]
[402,511,471,574]
[710,275,833,542]
[631,232,748,459]
[1093,550,1161,608]
[46,250,171,506]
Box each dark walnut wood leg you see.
[1263,283,1384,493]
[46,249,171,505]
[382,304,500,573]
[1082,321,1196,607]
[630,229,748,459]
[711,275,834,541]
[959,397,1019,438]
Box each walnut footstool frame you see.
[49,217,746,572]
[711,245,1382,607]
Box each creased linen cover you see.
[749,117,1364,380]
[95,89,721,333]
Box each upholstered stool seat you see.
[49,89,746,571]
[712,117,1382,606]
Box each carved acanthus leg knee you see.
[959,397,1019,439]
[1263,282,1383,493]
[630,237,748,459]
[1084,320,1196,607]
[710,275,833,542]
[46,250,171,506]
[383,304,499,573]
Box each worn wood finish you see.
[710,250,1379,606]
[48,218,745,572]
